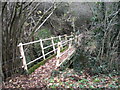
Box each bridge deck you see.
[3,47,75,88]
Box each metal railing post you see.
[78,35,81,46]
[65,34,68,46]
[59,35,63,49]
[40,39,45,60]
[18,43,28,72]
[75,35,78,44]
[56,42,61,67]
[69,38,72,49]
[51,37,56,54]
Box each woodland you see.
[1,1,120,88]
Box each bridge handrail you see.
[18,35,70,46]
[18,33,82,72]
[26,38,72,66]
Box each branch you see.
[35,11,53,33]
[30,16,36,26]
[9,3,18,36]
[22,3,41,23]
[32,3,61,33]
[25,2,61,41]
[2,2,7,13]
[18,3,41,32]
[22,2,33,10]
[31,5,54,31]
[108,9,120,18]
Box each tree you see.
[2,2,57,79]
[0,1,4,85]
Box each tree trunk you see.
[0,1,4,84]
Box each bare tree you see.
[2,2,57,79]
[0,1,4,85]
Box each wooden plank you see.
[57,48,75,68]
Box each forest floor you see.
[2,47,120,88]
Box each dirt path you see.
[2,48,75,88]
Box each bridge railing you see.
[18,34,77,72]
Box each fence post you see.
[78,34,83,46]
[69,38,72,49]
[56,42,61,67]
[51,37,56,54]
[40,39,45,60]
[78,35,81,46]
[18,43,28,72]
[75,35,78,44]
[65,34,67,41]
[65,34,68,46]
[71,32,73,37]
[59,35,63,49]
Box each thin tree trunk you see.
[0,1,4,84]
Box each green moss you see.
[28,54,56,74]
[28,46,68,74]
[61,46,68,52]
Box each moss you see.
[61,46,68,52]
[28,54,56,74]
[28,46,68,74]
